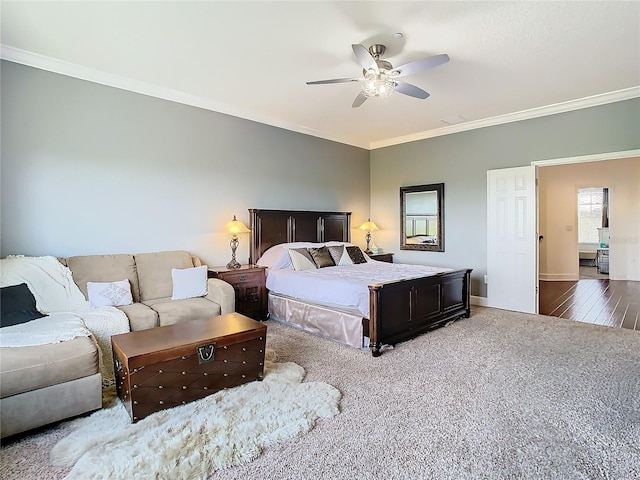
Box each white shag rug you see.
[50,350,341,479]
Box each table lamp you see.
[358,219,380,254]
[224,215,251,268]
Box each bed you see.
[249,209,472,356]
[406,235,438,245]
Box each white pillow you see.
[325,241,354,247]
[87,279,133,308]
[171,265,208,300]
[257,245,293,271]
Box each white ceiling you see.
[2,1,639,150]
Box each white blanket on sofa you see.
[0,313,92,347]
[1,255,130,386]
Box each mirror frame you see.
[400,183,445,252]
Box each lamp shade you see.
[225,215,251,234]
[358,220,380,232]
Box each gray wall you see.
[370,99,640,297]
[3,60,638,298]
[0,61,370,266]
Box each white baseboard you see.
[539,273,579,281]
[471,295,489,307]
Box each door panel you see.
[487,166,538,313]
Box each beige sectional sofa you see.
[64,250,235,330]
[0,250,235,438]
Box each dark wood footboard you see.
[367,269,472,356]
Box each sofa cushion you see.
[144,297,221,327]
[134,251,194,302]
[67,254,141,303]
[0,336,99,398]
[117,302,158,331]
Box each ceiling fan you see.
[307,43,450,108]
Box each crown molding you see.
[369,86,640,150]
[3,45,638,152]
[531,149,640,167]
[0,45,368,149]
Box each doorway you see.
[577,187,609,280]
[487,149,639,316]
[533,153,640,331]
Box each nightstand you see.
[368,252,394,263]
[208,265,267,320]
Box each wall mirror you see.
[400,183,444,252]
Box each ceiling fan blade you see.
[395,81,430,99]
[306,77,360,85]
[352,92,367,108]
[352,44,379,73]
[393,53,450,78]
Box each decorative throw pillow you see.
[171,265,208,300]
[288,248,317,271]
[328,245,354,266]
[87,279,134,308]
[308,246,336,268]
[0,283,46,327]
[346,246,367,264]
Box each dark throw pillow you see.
[308,246,336,268]
[346,246,367,264]
[1,283,46,327]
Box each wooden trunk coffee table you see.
[111,312,267,422]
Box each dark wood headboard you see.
[249,209,351,264]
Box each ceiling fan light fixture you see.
[362,70,396,99]
[306,42,449,107]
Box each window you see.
[578,187,608,243]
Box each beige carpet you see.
[1,307,639,479]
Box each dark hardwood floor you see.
[539,277,640,331]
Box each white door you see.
[487,166,538,313]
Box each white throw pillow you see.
[171,265,208,300]
[87,279,133,308]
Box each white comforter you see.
[266,261,452,317]
[1,255,130,386]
